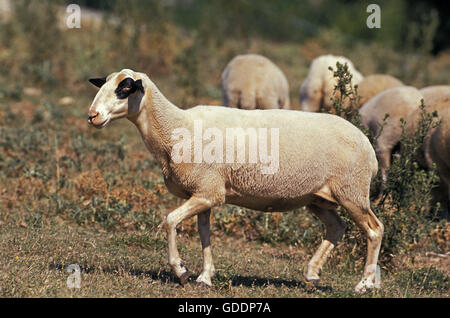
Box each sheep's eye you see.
[115,78,137,99]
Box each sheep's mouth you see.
[88,117,110,129]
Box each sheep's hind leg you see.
[196,209,216,287]
[165,197,213,285]
[305,205,346,286]
[339,200,384,292]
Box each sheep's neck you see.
[131,80,188,178]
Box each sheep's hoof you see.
[355,276,380,293]
[179,271,192,286]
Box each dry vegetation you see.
[0,0,449,298]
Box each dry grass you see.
[1,220,448,298]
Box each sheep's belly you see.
[225,194,315,212]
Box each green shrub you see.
[382,101,441,212]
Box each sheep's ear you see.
[89,77,107,88]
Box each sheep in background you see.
[357,74,405,106]
[299,54,364,112]
[88,69,384,293]
[221,54,290,110]
[420,85,450,104]
[405,94,450,216]
[405,93,450,168]
[359,86,424,187]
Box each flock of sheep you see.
[222,53,450,213]
[87,53,449,293]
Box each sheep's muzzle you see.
[87,111,105,128]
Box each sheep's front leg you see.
[165,197,212,285]
[196,209,215,287]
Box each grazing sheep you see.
[221,54,290,110]
[299,54,364,112]
[405,94,450,216]
[419,85,450,104]
[405,93,450,168]
[88,69,383,292]
[357,74,405,106]
[359,86,424,186]
[427,108,450,216]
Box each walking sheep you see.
[359,86,424,187]
[221,54,290,110]
[299,54,364,112]
[88,69,383,292]
[357,74,405,106]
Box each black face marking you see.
[89,77,107,88]
[115,78,145,99]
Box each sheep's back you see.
[360,86,423,133]
[358,74,405,106]
[185,106,376,198]
[222,54,289,109]
[420,85,450,104]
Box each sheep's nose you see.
[88,111,99,121]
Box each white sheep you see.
[88,69,384,293]
[299,54,364,112]
[221,54,290,109]
[419,85,450,104]
[357,74,405,106]
[359,86,424,186]
[405,93,450,168]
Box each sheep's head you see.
[88,69,145,129]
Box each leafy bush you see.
[382,102,441,212]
